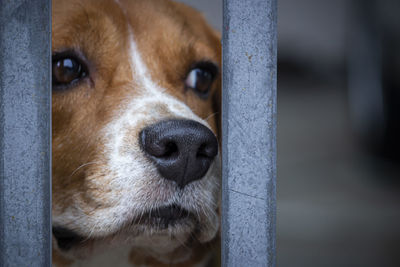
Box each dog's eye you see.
[185,62,218,98]
[52,53,88,89]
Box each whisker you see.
[204,112,219,122]
[68,161,100,178]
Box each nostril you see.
[161,141,178,159]
[196,143,208,158]
[196,142,217,159]
[140,130,179,159]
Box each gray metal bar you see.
[0,0,52,266]
[222,0,277,266]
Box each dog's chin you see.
[53,205,201,259]
[131,204,195,230]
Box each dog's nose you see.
[140,119,218,188]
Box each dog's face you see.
[52,0,221,264]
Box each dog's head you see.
[52,0,221,264]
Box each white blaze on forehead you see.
[127,27,161,95]
[113,0,167,94]
[114,0,200,110]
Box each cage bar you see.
[222,0,277,266]
[0,0,52,266]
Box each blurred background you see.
[180,0,400,266]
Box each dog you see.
[51,0,221,266]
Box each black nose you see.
[139,119,218,188]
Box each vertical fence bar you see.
[0,0,51,266]
[222,0,277,266]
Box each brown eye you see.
[52,53,88,89]
[185,62,218,98]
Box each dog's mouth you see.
[132,204,193,228]
[53,204,194,251]
[52,226,86,251]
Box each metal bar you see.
[222,0,277,266]
[0,0,52,266]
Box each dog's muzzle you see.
[140,119,218,188]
